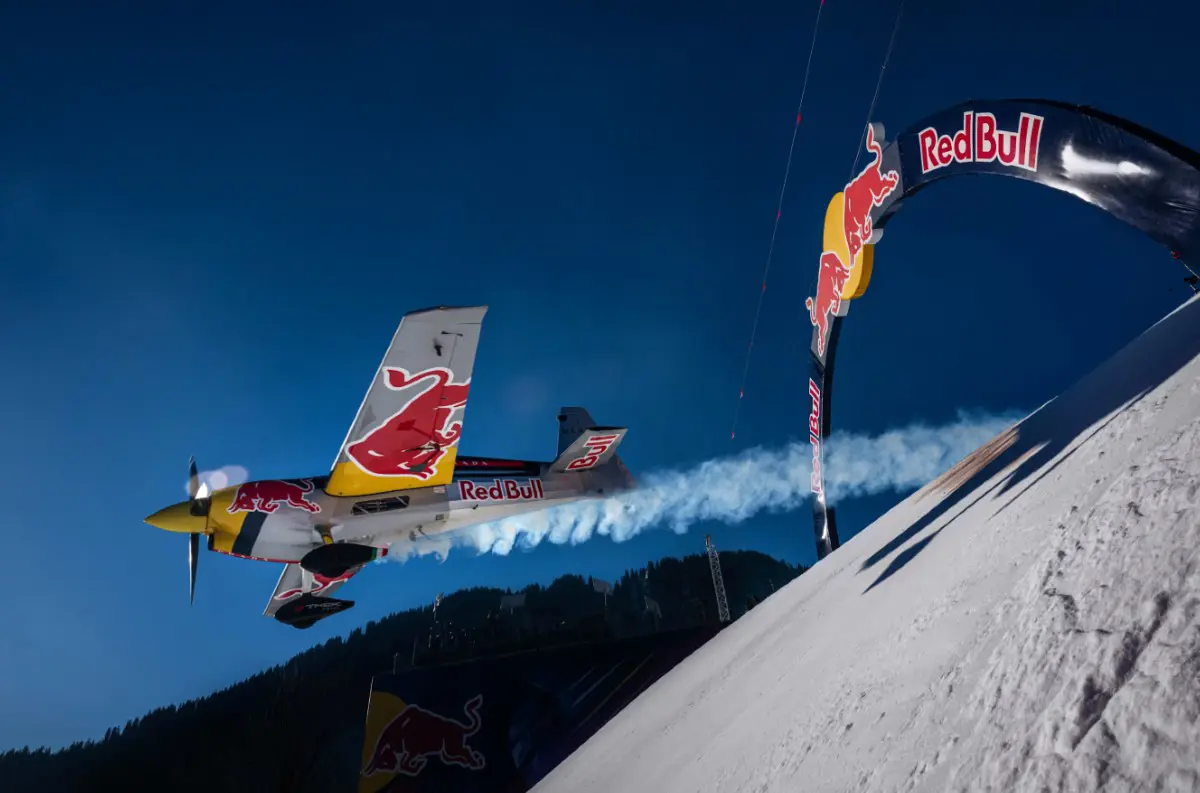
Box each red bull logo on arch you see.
[807,379,823,497]
[918,111,1044,174]
[806,252,851,358]
[842,125,900,265]
[806,123,901,358]
[797,97,1200,564]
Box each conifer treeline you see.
[0,550,803,792]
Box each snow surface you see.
[534,296,1200,793]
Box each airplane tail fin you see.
[556,407,601,456]
[552,408,636,490]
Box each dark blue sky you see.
[1,0,1193,751]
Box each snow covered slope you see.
[534,296,1200,793]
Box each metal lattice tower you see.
[705,535,731,623]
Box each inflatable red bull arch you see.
[807,98,1200,560]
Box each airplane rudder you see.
[605,452,637,491]
[556,406,597,455]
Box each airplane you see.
[144,305,636,629]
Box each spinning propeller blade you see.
[188,532,199,606]
[186,456,206,604]
[187,456,200,500]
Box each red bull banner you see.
[358,626,718,793]
[805,98,1200,561]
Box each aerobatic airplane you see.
[145,305,635,629]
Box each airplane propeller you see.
[187,456,212,517]
[188,532,199,606]
[185,456,212,605]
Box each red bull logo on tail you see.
[362,694,487,777]
[347,367,471,481]
[565,433,621,471]
[918,111,1044,174]
[228,479,321,514]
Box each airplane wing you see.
[326,305,488,497]
[263,562,364,619]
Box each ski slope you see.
[534,296,1200,793]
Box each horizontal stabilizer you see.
[551,427,628,473]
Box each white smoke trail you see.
[385,410,1023,563]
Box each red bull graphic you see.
[805,251,852,357]
[273,568,357,601]
[362,694,487,777]
[807,378,822,497]
[565,433,620,471]
[806,125,901,358]
[347,367,471,481]
[842,125,901,264]
[918,111,1044,174]
[227,479,321,514]
[458,478,545,502]
[800,98,1200,564]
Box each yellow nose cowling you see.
[145,501,207,534]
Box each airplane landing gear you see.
[299,542,379,578]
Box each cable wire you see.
[800,0,908,337]
[730,0,828,441]
[847,0,906,179]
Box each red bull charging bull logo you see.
[806,125,901,358]
[362,694,487,777]
[228,479,321,514]
[273,569,356,600]
[347,367,471,481]
[842,125,900,264]
[805,252,852,357]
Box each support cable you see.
[731,0,828,441]
[799,0,908,347]
[847,0,906,180]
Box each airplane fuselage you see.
[152,456,613,565]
